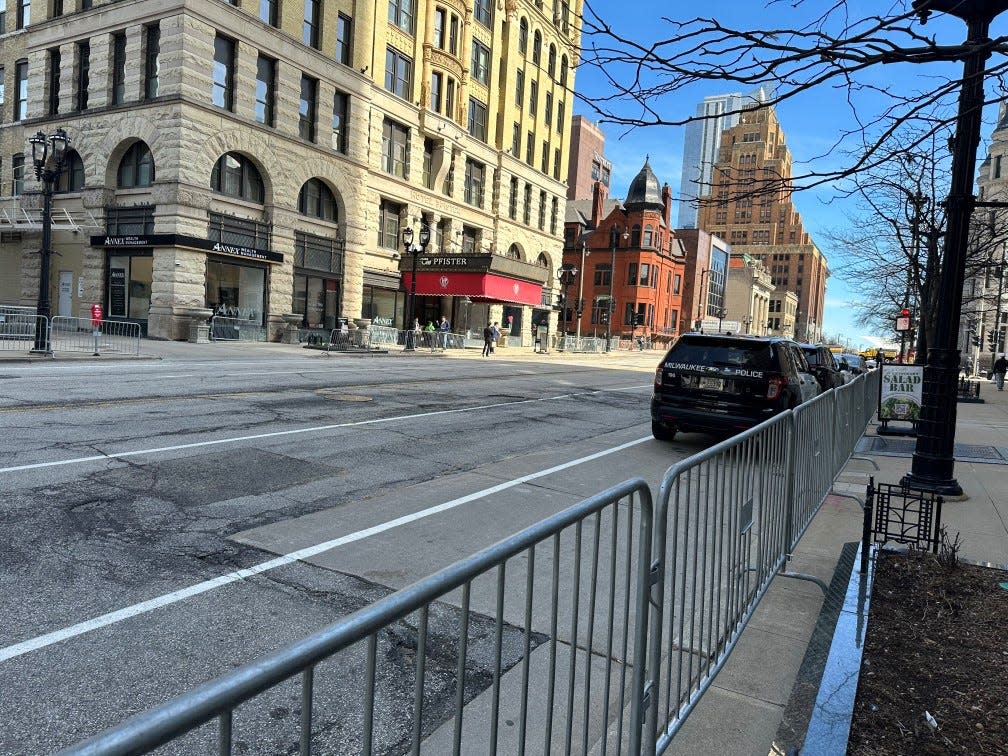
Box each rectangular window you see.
[464,158,485,206]
[430,71,442,113]
[12,153,24,196]
[53,0,62,16]
[474,0,491,27]
[445,78,455,116]
[388,0,414,33]
[526,131,534,165]
[378,199,402,248]
[553,148,561,180]
[448,14,459,54]
[14,60,27,121]
[111,32,127,106]
[423,138,434,189]
[512,122,520,156]
[47,49,60,115]
[0,66,4,110]
[259,0,278,26]
[538,190,546,229]
[674,274,681,294]
[382,118,409,178]
[433,8,445,48]
[515,69,524,107]
[332,91,348,153]
[255,54,276,126]
[336,13,353,65]
[508,176,518,220]
[16,0,29,29]
[550,197,558,234]
[523,183,531,224]
[144,24,160,99]
[304,0,320,48]
[384,47,412,99]
[545,91,552,126]
[557,100,564,132]
[467,97,487,142]
[299,74,318,141]
[461,225,477,255]
[212,34,235,110]
[639,263,650,286]
[529,79,537,116]
[75,41,90,111]
[627,263,637,286]
[0,10,6,33]
[541,140,548,173]
[471,41,490,85]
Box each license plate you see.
[699,377,724,391]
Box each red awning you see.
[402,271,543,307]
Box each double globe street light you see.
[556,263,578,351]
[401,224,431,351]
[29,127,71,354]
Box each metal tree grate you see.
[855,437,1008,464]
[863,478,944,555]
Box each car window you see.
[790,345,811,372]
[802,348,822,366]
[665,338,777,371]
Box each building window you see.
[431,71,442,112]
[519,18,528,54]
[0,9,5,32]
[467,97,487,142]
[298,178,337,221]
[529,79,537,115]
[553,148,561,180]
[388,0,414,33]
[673,274,681,294]
[464,158,485,207]
[385,47,412,99]
[631,224,641,246]
[336,13,353,65]
[627,263,637,286]
[550,197,558,234]
[255,54,276,126]
[259,0,278,26]
[445,77,455,116]
[16,0,29,29]
[14,60,28,121]
[461,225,477,255]
[548,44,556,77]
[117,141,155,188]
[526,131,534,165]
[523,183,532,224]
[593,264,611,286]
[55,151,85,193]
[509,176,518,220]
[557,100,564,132]
[538,190,546,229]
[106,205,155,235]
[12,154,24,196]
[0,66,5,111]
[304,0,320,48]
[48,49,60,115]
[639,263,650,286]
[471,41,490,85]
[208,212,271,249]
[541,140,549,173]
[515,69,524,107]
[423,138,433,189]
[448,14,459,54]
[378,199,401,248]
[433,7,445,48]
[75,41,90,111]
[111,32,126,106]
[643,226,653,247]
[532,31,541,65]
[211,153,264,203]
[545,91,552,126]
[144,24,160,99]
[382,118,409,178]
[474,0,491,26]
[212,35,235,110]
[299,75,318,141]
[332,92,348,153]
[512,122,521,155]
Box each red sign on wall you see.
[91,303,103,328]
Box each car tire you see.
[652,420,676,441]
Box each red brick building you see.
[562,160,685,344]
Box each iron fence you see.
[61,480,654,756]
[50,317,142,356]
[557,336,608,353]
[209,316,267,343]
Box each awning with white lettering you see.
[402,271,544,307]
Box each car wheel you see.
[652,420,676,441]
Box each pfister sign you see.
[878,364,924,422]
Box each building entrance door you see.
[58,271,73,317]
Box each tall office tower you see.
[565,115,611,201]
[697,105,829,341]
[0,0,581,346]
[677,86,771,229]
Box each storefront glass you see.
[362,285,402,328]
[207,258,266,324]
[293,273,340,329]
[107,253,152,321]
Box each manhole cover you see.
[315,389,373,402]
[856,437,1008,464]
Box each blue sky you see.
[572,1,1008,350]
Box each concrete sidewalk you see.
[667,379,1008,756]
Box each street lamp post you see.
[902,0,1008,495]
[576,242,588,339]
[29,128,71,354]
[402,223,431,351]
[695,268,709,330]
[606,226,628,351]
[742,315,752,334]
[716,307,727,334]
[557,263,578,351]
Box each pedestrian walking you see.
[482,323,494,356]
[994,354,1008,391]
[491,322,500,354]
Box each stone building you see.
[0,0,580,343]
[696,104,828,341]
[562,160,684,345]
[767,289,798,339]
[724,252,772,335]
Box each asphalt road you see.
[0,348,708,754]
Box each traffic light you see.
[900,308,911,317]
[988,330,997,351]
[973,335,981,348]
[599,310,609,324]
[556,293,565,309]
[634,313,645,326]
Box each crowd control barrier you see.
[62,371,881,756]
[49,317,143,356]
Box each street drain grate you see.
[856,437,1008,464]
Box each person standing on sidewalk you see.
[994,354,1008,390]
[482,323,494,356]
[438,316,451,350]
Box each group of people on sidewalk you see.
[482,322,501,357]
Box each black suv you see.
[799,343,843,391]
[650,334,809,440]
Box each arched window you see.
[518,18,528,54]
[56,151,86,193]
[297,178,337,221]
[117,141,155,188]
[506,243,521,260]
[643,225,653,247]
[548,44,556,77]
[532,31,542,65]
[631,224,641,246]
[560,55,568,87]
[211,152,264,203]
[537,252,549,267]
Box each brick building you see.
[565,115,610,201]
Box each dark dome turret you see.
[624,157,664,211]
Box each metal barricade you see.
[367,325,399,346]
[0,312,46,351]
[49,317,141,356]
[557,336,608,353]
[209,316,266,342]
[322,328,374,352]
[62,480,654,756]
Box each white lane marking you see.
[0,386,652,474]
[0,435,651,662]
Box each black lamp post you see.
[557,263,578,350]
[29,127,71,354]
[716,307,727,334]
[695,268,709,330]
[607,226,627,351]
[402,223,431,351]
[902,0,1008,495]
